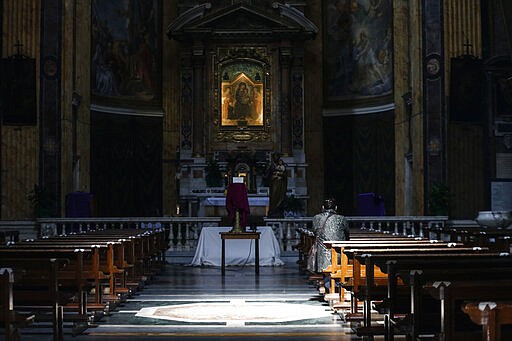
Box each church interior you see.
[1,0,512,340]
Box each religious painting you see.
[91,0,161,106]
[323,0,393,105]
[220,63,264,127]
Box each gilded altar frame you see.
[211,47,272,146]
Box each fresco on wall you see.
[91,0,160,105]
[324,0,393,104]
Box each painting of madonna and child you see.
[221,73,264,127]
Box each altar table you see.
[190,226,284,267]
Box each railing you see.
[1,215,453,252]
[265,215,450,250]
[264,217,313,251]
[347,215,449,238]
[0,220,38,242]
[36,217,222,251]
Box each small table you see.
[220,232,260,275]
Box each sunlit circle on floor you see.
[135,300,332,324]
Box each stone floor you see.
[15,251,392,340]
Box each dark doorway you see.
[91,111,162,217]
[324,112,395,215]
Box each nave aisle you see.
[20,252,387,340]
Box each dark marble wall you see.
[490,1,512,57]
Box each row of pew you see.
[301,225,512,341]
[0,227,167,341]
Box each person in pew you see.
[308,198,349,292]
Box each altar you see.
[190,226,284,267]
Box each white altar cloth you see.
[190,226,284,267]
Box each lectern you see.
[225,177,250,232]
[220,177,260,275]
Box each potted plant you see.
[26,184,56,218]
[282,195,303,218]
[427,182,450,216]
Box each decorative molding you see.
[291,71,304,149]
[422,0,446,191]
[323,103,395,117]
[90,104,164,117]
[168,2,317,41]
[181,69,193,150]
[271,2,318,35]
[167,3,211,36]
[215,130,270,142]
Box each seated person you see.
[308,198,349,292]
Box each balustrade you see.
[265,216,449,250]
[1,215,451,252]
[36,217,222,251]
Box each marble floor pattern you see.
[17,251,390,340]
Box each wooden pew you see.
[0,259,69,341]
[24,238,131,299]
[462,300,512,341]
[323,239,461,312]
[356,250,512,340]
[0,244,112,309]
[322,228,512,339]
[68,228,167,281]
[0,247,103,334]
[425,280,512,341]
[0,267,35,341]
[74,229,164,285]
[456,227,512,252]
[425,225,512,253]
[320,232,432,290]
[347,248,493,334]
[21,227,166,297]
[348,244,466,319]
[0,227,166,339]
[0,242,139,324]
